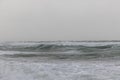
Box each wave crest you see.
[0,44,114,52]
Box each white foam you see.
[0,59,120,80]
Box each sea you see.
[0,41,120,80]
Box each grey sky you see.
[0,0,120,41]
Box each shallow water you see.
[0,41,120,80]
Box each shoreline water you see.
[0,41,120,80]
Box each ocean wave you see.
[0,41,120,59]
[2,50,120,60]
[0,44,114,52]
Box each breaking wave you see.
[0,44,114,52]
[1,41,120,60]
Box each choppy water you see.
[1,41,120,80]
[0,41,120,61]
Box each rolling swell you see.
[0,44,113,52]
[3,50,120,60]
[1,42,120,60]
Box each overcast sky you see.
[0,0,120,41]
